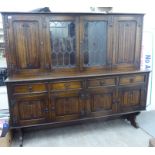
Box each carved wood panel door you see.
[51,91,84,122]
[112,15,143,71]
[80,15,113,72]
[118,85,146,113]
[87,88,117,117]
[7,15,44,74]
[11,94,49,127]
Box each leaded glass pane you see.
[83,21,107,67]
[49,21,76,68]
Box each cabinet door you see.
[112,15,143,71]
[46,16,80,72]
[87,88,117,117]
[10,94,49,127]
[118,85,146,113]
[6,15,44,74]
[80,15,113,71]
[51,91,84,122]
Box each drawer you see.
[51,81,82,91]
[13,83,46,94]
[88,77,116,88]
[119,75,145,85]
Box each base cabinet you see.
[8,72,149,128]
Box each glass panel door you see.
[48,16,79,72]
[80,16,112,72]
[83,21,107,66]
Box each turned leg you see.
[17,128,23,147]
[123,112,140,128]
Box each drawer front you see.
[13,83,46,94]
[51,81,82,91]
[119,75,145,85]
[88,77,116,88]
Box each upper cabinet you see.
[2,13,144,76]
[112,15,143,71]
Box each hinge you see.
[43,108,49,113]
[138,17,143,27]
[10,99,16,107]
[12,116,17,125]
[45,64,50,69]
[108,16,113,27]
[43,22,47,28]
[6,22,10,29]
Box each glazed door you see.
[118,85,146,113]
[46,15,80,72]
[10,94,49,127]
[7,15,45,74]
[112,15,143,71]
[51,91,84,122]
[87,88,117,117]
[80,15,113,72]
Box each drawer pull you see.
[43,108,49,113]
[129,78,134,83]
[28,85,33,92]
[64,83,70,88]
[100,81,105,86]
[80,93,85,99]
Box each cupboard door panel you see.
[51,91,84,122]
[88,88,116,117]
[118,86,146,112]
[113,16,143,71]
[11,94,49,127]
[13,21,40,69]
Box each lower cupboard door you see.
[118,85,146,112]
[88,88,117,117]
[51,92,84,122]
[11,95,49,127]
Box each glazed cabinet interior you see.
[2,12,149,128]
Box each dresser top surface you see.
[1,12,145,16]
[5,70,150,83]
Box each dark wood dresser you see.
[1,12,150,146]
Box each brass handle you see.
[80,92,90,100]
[43,108,49,113]
[80,93,85,99]
[100,81,105,86]
[28,85,33,92]
[64,83,70,89]
[129,78,134,83]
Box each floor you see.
[11,112,154,147]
